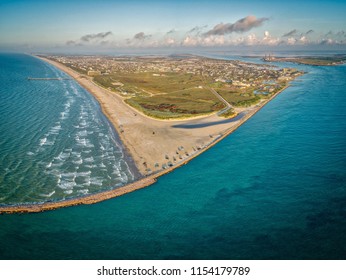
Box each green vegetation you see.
[280,56,346,66]
[219,108,237,118]
[216,88,261,107]
[47,55,304,119]
[233,96,261,107]
[67,64,87,75]
[125,88,225,119]
[95,71,225,118]
[94,72,214,95]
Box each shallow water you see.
[0,52,345,259]
[0,54,137,205]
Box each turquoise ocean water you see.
[0,53,345,259]
[0,54,138,205]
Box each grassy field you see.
[214,87,260,107]
[94,72,214,95]
[219,108,237,118]
[125,87,225,119]
[95,72,225,118]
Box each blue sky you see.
[1,0,346,51]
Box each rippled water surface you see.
[0,52,345,259]
[0,54,137,204]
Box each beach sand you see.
[0,56,292,213]
[38,57,252,175]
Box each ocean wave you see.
[79,119,87,127]
[84,156,94,163]
[39,137,47,146]
[77,171,91,176]
[90,177,103,186]
[72,158,83,165]
[60,111,69,120]
[50,123,62,134]
[44,140,55,146]
[77,130,88,137]
[71,151,82,157]
[58,181,76,190]
[39,191,56,198]
[77,189,89,195]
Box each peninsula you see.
[0,55,303,213]
[262,54,346,66]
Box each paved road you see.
[209,88,234,116]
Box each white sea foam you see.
[50,124,62,134]
[71,151,81,157]
[85,143,94,148]
[83,178,91,186]
[80,120,87,127]
[64,102,71,109]
[77,189,89,195]
[84,157,94,163]
[64,190,73,194]
[39,137,47,146]
[90,177,103,186]
[56,151,70,161]
[80,111,88,117]
[40,191,55,198]
[72,158,83,165]
[61,172,76,180]
[27,151,34,156]
[58,180,76,190]
[51,162,63,168]
[44,140,55,146]
[60,112,69,120]
[76,137,87,146]
[77,130,88,137]
[77,171,91,176]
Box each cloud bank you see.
[81,31,112,42]
[204,15,268,36]
[133,32,152,40]
[63,17,346,49]
[66,31,113,46]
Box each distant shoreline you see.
[243,55,346,66]
[0,55,297,214]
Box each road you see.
[208,88,234,116]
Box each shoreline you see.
[0,56,295,214]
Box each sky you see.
[1,0,346,52]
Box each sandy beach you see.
[38,57,256,175]
[0,56,293,214]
